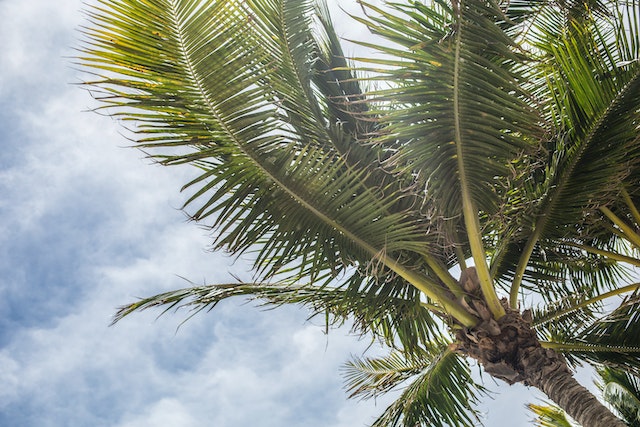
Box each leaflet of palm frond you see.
[344,344,486,427]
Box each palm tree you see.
[78,0,640,425]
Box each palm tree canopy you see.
[79,0,640,425]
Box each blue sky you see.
[0,1,599,426]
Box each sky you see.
[0,1,599,426]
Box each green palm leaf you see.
[499,240,626,303]
[343,344,486,427]
[351,0,541,316]
[344,350,428,399]
[494,0,640,304]
[354,0,538,217]
[112,280,444,352]
[542,290,640,373]
[532,9,640,238]
[79,0,476,324]
[531,282,640,337]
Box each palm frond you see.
[531,292,602,337]
[112,279,449,352]
[79,0,475,323]
[501,241,627,303]
[496,0,640,301]
[343,350,429,399]
[353,0,539,221]
[542,291,640,373]
[532,282,640,340]
[350,0,541,317]
[344,343,486,427]
[553,9,640,196]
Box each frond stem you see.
[569,243,640,267]
[381,255,478,326]
[622,187,640,227]
[509,228,541,309]
[601,206,640,248]
[453,1,504,319]
[424,257,464,298]
[455,245,468,270]
[541,341,640,353]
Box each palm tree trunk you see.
[528,367,626,427]
[453,298,625,427]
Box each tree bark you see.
[456,315,626,426]
[452,282,625,427]
[455,310,626,427]
[526,362,626,427]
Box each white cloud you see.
[0,352,20,405]
[0,0,81,97]
[117,398,199,427]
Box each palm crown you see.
[79,0,640,425]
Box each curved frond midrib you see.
[452,0,504,318]
[542,342,640,353]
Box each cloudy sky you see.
[0,1,599,426]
